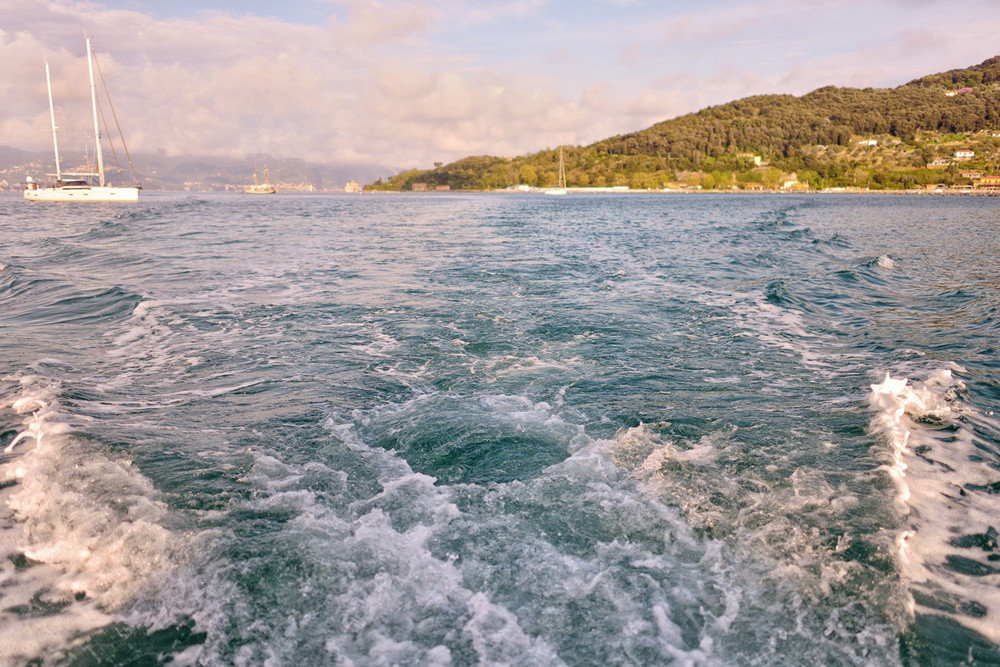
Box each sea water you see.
[1,191,999,666]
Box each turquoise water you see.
[1,192,999,665]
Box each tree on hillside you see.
[519,164,538,186]
[763,168,782,188]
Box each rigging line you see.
[97,96,126,184]
[93,49,141,187]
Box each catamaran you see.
[545,148,567,195]
[24,38,141,202]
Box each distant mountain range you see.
[0,145,398,192]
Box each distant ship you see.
[244,165,277,194]
[24,38,141,202]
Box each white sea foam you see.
[483,354,582,377]
[480,393,557,424]
[702,375,741,385]
[104,298,210,392]
[868,368,1000,642]
[351,328,401,357]
[298,412,735,664]
[82,381,903,665]
[0,374,173,663]
[4,378,74,455]
[582,422,900,662]
[175,434,570,665]
[742,295,828,367]
[686,284,837,370]
[877,255,896,269]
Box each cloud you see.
[359,64,581,163]
[328,0,427,45]
[3,0,1000,170]
[658,13,752,47]
[617,42,641,66]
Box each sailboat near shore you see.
[243,165,277,194]
[545,148,567,195]
[24,38,141,202]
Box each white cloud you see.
[3,0,1000,170]
[328,0,428,45]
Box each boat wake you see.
[868,368,1000,655]
[0,370,173,664]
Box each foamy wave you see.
[103,298,207,391]
[868,368,1000,643]
[4,376,74,455]
[482,354,582,377]
[743,295,828,367]
[876,255,896,269]
[589,423,900,662]
[0,374,173,663]
[868,368,960,518]
[352,329,401,357]
[180,437,567,665]
[694,286,834,369]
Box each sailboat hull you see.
[24,186,140,202]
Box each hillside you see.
[369,56,1000,192]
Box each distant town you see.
[0,146,395,193]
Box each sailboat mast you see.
[45,62,62,181]
[86,37,105,187]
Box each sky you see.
[4,0,1000,170]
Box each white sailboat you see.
[24,38,141,202]
[545,148,567,195]
[243,164,277,194]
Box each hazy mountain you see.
[0,146,398,192]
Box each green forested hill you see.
[369,56,1000,191]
